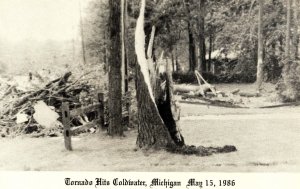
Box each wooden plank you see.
[239,92,261,97]
[179,99,247,109]
[62,102,72,151]
[71,120,99,134]
[70,103,100,117]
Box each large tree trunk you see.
[108,0,123,136]
[198,0,206,73]
[135,0,184,148]
[256,0,264,91]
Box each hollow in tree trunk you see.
[135,0,184,148]
[135,0,237,156]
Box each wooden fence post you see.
[62,102,72,151]
[98,93,105,129]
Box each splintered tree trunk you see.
[256,0,264,91]
[108,0,123,136]
[135,0,184,148]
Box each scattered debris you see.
[0,71,102,137]
[16,112,29,124]
[33,101,59,128]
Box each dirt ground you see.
[0,84,300,171]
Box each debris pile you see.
[0,72,101,137]
[174,71,283,108]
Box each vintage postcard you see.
[0,0,299,188]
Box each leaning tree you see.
[134,0,237,155]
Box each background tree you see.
[292,0,299,59]
[256,0,264,91]
[198,0,206,73]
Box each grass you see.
[0,84,299,172]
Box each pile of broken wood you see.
[0,72,102,137]
[174,71,262,108]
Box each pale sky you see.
[0,0,85,42]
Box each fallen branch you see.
[239,92,261,97]
[2,72,72,116]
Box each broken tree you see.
[135,0,183,148]
[135,0,236,155]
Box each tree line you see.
[81,0,300,149]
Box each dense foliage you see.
[83,0,300,100]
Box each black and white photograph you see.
[0,0,299,188]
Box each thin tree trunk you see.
[121,0,130,127]
[199,0,206,73]
[125,0,129,85]
[208,34,212,72]
[103,30,108,73]
[121,0,126,93]
[108,0,123,136]
[292,0,299,59]
[175,46,180,71]
[79,0,87,65]
[188,21,197,71]
[256,0,264,91]
[286,0,292,59]
[171,50,175,72]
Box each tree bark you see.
[256,0,264,91]
[108,0,123,136]
[198,0,206,73]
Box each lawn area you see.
[1,97,299,172]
